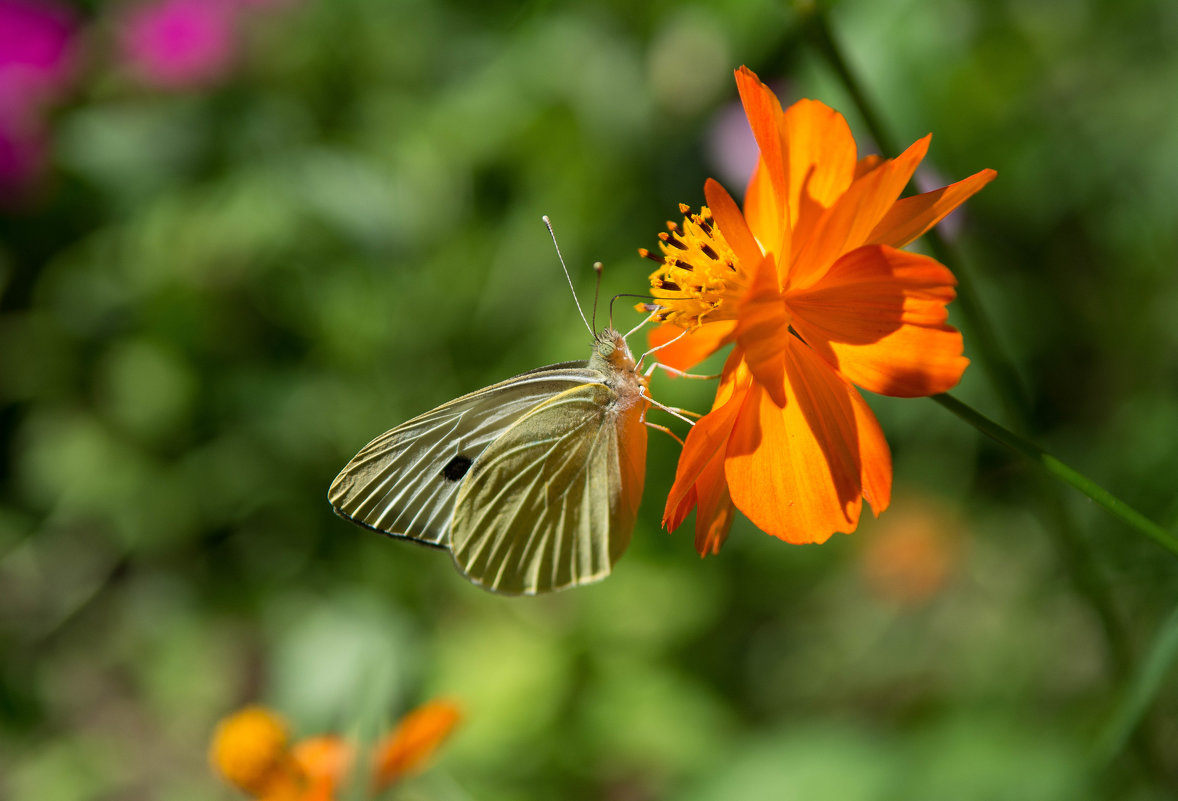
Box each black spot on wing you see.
[442,455,473,481]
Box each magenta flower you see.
[0,0,75,197]
[118,0,239,89]
[0,122,45,195]
[0,0,75,113]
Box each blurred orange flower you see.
[210,700,461,800]
[858,496,963,606]
[371,700,463,792]
[642,66,995,553]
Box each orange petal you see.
[734,66,787,226]
[664,483,697,534]
[866,168,997,248]
[788,135,930,290]
[724,338,889,543]
[743,158,786,258]
[291,735,353,800]
[850,386,892,515]
[646,320,735,372]
[735,254,790,407]
[705,177,763,270]
[693,448,736,556]
[787,245,968,397]
[780,98,858,228]
[853,153,884,179]
[372,700,462,791]
[663,367,747,532]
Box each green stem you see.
[933,394,1178,558]
[1095,603,1178,763]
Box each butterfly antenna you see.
[609,293,659,332]
[543,215,593,337]
[591,261,603,331]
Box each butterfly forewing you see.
[328,365,602,547]
[449,379,648,595]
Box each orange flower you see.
[210,700,461,800]
[858,496,963,606]
[209,706,296,798]
[642,67,995,552]
[371,699,463,791]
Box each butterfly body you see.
[329,328,649,595]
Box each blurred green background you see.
[3,0,1178,798]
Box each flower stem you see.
[1095,602,1178,763]
[933,394,1178,558]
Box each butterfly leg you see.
[644,361,719,381]
[641,390,699,427]
[634,319,691,372]
[644,419,685,447]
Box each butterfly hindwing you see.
[449,379,648,595]
[328,363,601,547]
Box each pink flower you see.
[0,0,75,197]
[118,0,239,89]
[0,0,75,113]
[0,121,45,195]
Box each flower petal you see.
[788,135,931,290]
[694,449,736,556]
[735,253,790,407]
[646,320,735,372]
[663,363,747,531]
[866,168,997,248]
[743,158,785,258]
[373,700,462,790]
[705,177,763,270]
[780,98,858,219]
[734,66,787,226]
[854,154,884,179]
[850,385,892,515]
[788,245,968,397]
[663,485,696,534]
[291,735,353,793]
[725,338,887,543]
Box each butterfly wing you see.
[328,363,600,547]
[449,379,648,595]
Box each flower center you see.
[640,204,749,329]
[209,707,292,795]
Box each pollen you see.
[639,204,749,329]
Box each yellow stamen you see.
[639,205,749,329]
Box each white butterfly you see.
[330,220,668,595]
[328,327,650,595]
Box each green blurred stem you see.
[1095,603,1178,762]
[933,394,1178,558]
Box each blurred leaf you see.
[1095,603,1178,764]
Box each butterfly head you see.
[592,328,649,399]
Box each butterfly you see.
[329,223,662,595]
